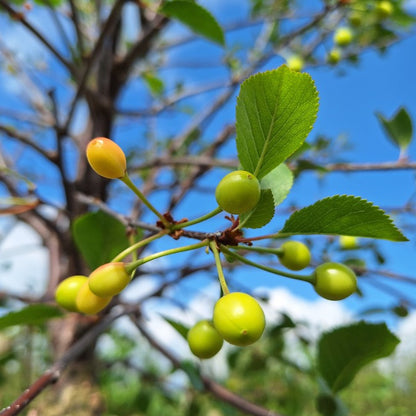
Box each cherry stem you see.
[209,240,230,295]
[171,206,223,230]
[227,244,284,257]
[125,240,209,274]
[120,175,170,228]
[220,245,314,284]
[111,230,168,262]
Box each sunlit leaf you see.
[159,1,225,45]
[260,163,293,206]
[239,189,274,229]
[280,195,408,241]
[236,66,319,179]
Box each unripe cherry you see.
[76,280,112,315]
[313,262,357,301]
[348,12,363,27]
[339,235,358,249]
[213,292,265,347]
[215,170,261,215]
[55,275,88,312]
[279,241,311,271]
[375,1,393,19]
[334,27,353,47]
[187,320,223,359]
[286,55,304,72]
[86,137,127,179]
[88,262,131,297]
[327,48,342,65]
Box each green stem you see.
[121,175,170,227]
[209,241,230,295]
[111,230,168,262]
[227,245,284,257]
[171,206,223,230]
[125,240,209,274]
[220,245,314,284]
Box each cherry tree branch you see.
[68,0,85,56]
[0,306,132,416]
[63,0,125,132]
[133,318,283,416]
[131,157,416,173]
[0,0,74,73]
[321,160,416,172]
[0,125,57,162]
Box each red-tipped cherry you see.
[86,137,127,179]
[88,262,131,297]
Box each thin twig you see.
[0,0,74,73]
[68,0,86,57]
[0,125,57,162]
[0,306,133,416]
[63,0,125,132]
[133,318,283,416]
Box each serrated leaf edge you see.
[236,65,319,177]
[281,194,408,241]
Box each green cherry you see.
[279,241,311,271]
[88,262,131,297]
[339,235,359,250]
[348,12,363,27]
[55,275,88,312]
[215,170,261,215]
[76,280,112,315]
[334,27,353,47]
[375,1,393,19]
[286,55,304,72]
[327,48,342,65]
[187,320,223,359]
[313,262,357,301]
[86,137,127,179]
[213,292,265,347]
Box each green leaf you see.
[239,189,274,229]
[236,66,319,179]
[317,321,400,393]
[162,316,189,340]
[8,0,64,6]
[391,9,416,28]
[0,305,62,330]
[376,106,413,151]
[159,1,225,46]
[293,159,328,176]
[34,0,63,6]
[181,360,204,391]
[143,72,164,96]
[316,392,348,416]
[260,163,293,206]
[72,210,130,270]
[280,195,408,241]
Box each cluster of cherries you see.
[55,137,358,359]
[287,0,395,70]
